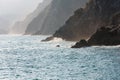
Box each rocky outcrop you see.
[53,0,120,41]
[72,39,90,48]
[88,26,120,45]
[10,0,52,34]
[41,36,54,42]
[25,0,88,35]
[72,26,120,48]
[72,13,120,48]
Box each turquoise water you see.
[0,35,120,80]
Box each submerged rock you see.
[56,45,60,47]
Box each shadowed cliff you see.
[72,13,120,48]
[25,0,88,35]
[53,0,120,41]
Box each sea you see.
[0,35,120,80]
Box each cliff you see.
[10,0,52,34]
[72,26,120,48]
[53,0,120,41]
[72,13,120,48]
[25,0,88,35]
[24,5,51,35]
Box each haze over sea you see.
[0,35,120,80]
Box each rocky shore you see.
[72,12,120,48]
[72,26,120,48]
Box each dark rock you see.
[53,0,120,41]
[72,39,90,48]
[88,26,120,46]
[41,36,54,42]
[72,25,120,48]
[111,12,120,25]
[56,45,60,47]
[87,13,120,46]
[72,12,120,48]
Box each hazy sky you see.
[0,0,43,33]
[0,0,43,20]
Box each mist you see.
[0,0,43,34]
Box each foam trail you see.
[49,37,63,42]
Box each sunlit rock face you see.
[25,0,88,35]
[53,0,120,41]
[10,0,52,34]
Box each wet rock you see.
[72,39,90,48]
[41,36,54,42]
[56,45,60,47]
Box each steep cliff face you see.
[25,0,88,35]
[72,13,120,48]
[88,13,120,45]
[53,0,120,41]
[24,5,51,35]
[10,0,52,34]
[72,26,120,48]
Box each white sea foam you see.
[92,45,120,49]
[49,37,63,42]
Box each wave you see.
[91,45,120,48]
[48,37,63,42]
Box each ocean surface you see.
[0,35,120,80]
